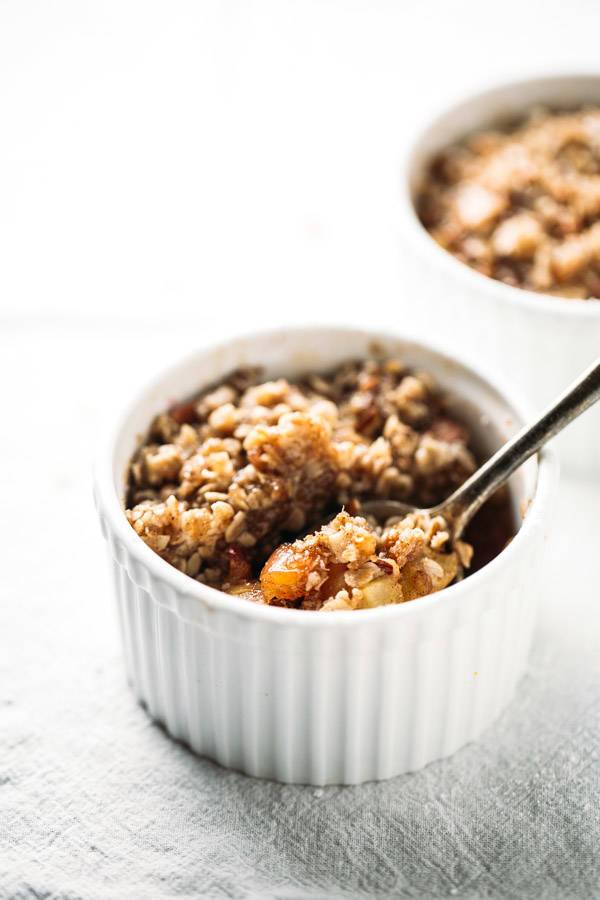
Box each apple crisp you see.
[418,106,600,299]
[126,359,505,610]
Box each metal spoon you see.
[359,357,600,540]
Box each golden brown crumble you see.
[418,106,600,299]
[251,510,465,611]
[126,359,498,610]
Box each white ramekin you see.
[94,326,556,785]
[399,73,600,474]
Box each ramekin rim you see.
[94,324,558,628]
[398,69,600,318]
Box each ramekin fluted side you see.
[98,503,548,785]
[397,256,600,473]
[94,326,556,785]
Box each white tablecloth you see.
[1,1,600,896]
[1,324,599,899]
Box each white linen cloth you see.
[1,325,599,900]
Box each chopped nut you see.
[492,213,542,259]
[454,183,506,230]
[143,444,182,485]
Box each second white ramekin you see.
[399,73,600,474]
[94,326,556,785]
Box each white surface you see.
[95,327,554,785]
[1,0,600,895]
[2,0,600,329]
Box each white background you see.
[2,0,598,650]
[1,3,599,895]
[3,0,600,331]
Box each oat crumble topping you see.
[126,359,506,610]
[418,106,600,299]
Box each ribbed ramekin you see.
[94,326,556,785]
[398,72,600,474]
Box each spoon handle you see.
[447,357,600,537]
